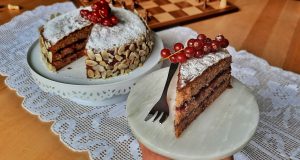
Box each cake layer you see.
[175,70,231,126]
[53,39,87,61]
[174,74,231,137]
[52,50,85,70]
[42,25,93,54]
[176,56,232,108]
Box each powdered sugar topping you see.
[179,50,231,88]
[43,8,91,44]
[86,7,147,52]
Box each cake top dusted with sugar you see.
[86,7,147,52]
[179,50,231,88]
[43,8,91,44]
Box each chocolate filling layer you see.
[174,79,230,137]
[177,68,231,111]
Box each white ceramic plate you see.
[127,67,259,160]
[27,34,163,106]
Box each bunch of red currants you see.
[80,0,119,27]
[160,34,229,63]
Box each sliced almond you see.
[101,71,107,79]
[48,52,53,63]
[95,54,103,62]
[140,56,146,62]
[129,44,136,51]
[115,55,123,61]
[86,60,98,66]
[142,42,148,50]
[99,61,107,67]
[118,63,128,70]
[129,64,137,70]
[101,50,109,60]
[112,71,119,77]
[125,50,130,58]
[125,69,131,74]
[139,50,146,56]
[120,69,125,75]
[87,69,95,78]
[107,70,113,77]
[87,50,95,60]
[94,70,101,78]
[118,45,125,55]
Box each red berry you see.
[184,47,195,58]
[194,50,204,58]
[205,38,212,43]
[220,38,229,48]
[80,10,90,18]
[92,11,101,18]
[87,13,93,20]
[174,43,184,51]
[215,34,225,42]
[193,39,204,50]
[91,2,102,11]
[99,0,108,5]
[169,55,178,63]
[160,48,171,58]
[187,39,195,47]
[101,18,112,26]
[99,7,110,18]
[176,53,187,63]
[110,15,118,25]
[203,43,212,54]
[197,34,206,41]
[211,40,220,52]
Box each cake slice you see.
[167,49,232,137]
[175,50,231,137]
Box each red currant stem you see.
[160,48,184,62]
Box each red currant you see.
[91,2,102,11]
[205,38,212,43]
[220,38,229,48]
[110,15,118,25]
[99,7,110,18]
[174,43,184,51]
[92,11,101,18]
[80,10,90,18]
[211,40,220,52]
[197,34,206,41]
[184,47,195,58]
[193,39,204,50]
[169,55,178,63]
[101,18,113,26]
[194,50,204,58]
[160,48,171,58]
[203,43,212,54]
[187,39,195,47]
[99,0,108,5]
[215,34,225,42]
[176,53,187,63]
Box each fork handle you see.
[161,63,179,97]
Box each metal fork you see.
[144,63,179,123]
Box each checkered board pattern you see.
[78,0,238,30]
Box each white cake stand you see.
[127,67,259,160]
[27,34,163,106]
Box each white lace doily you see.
[0,2,299,160]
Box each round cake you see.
[39,5,154,79]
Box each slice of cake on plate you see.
[163,34,232,137]
[39,0,154,78]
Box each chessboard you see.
[76,0,238,30]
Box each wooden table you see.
[1,0,300,160]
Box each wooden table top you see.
[0,0,299,160]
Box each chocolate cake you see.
[39,6,154,78]
[167,50,232,137]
